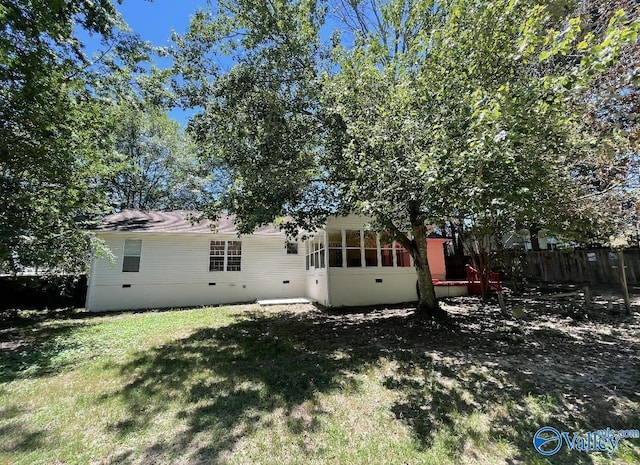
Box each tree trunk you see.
[411,221,444,320]
[450,220,465,256]
[469,245,491,300]
[529,225,541,251]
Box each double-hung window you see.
[209,240,242,272]
[226,241,242,271]
[122,239,142,272]
[209,241,225,271]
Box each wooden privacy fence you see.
[0,275,87,310]
[504,249,640,285]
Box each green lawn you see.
[1,297,639,464]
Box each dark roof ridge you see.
[92,210,284,236]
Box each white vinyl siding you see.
[85,214,457,312]
[87,233,305,311]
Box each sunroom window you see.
[396,242,412,267]
[380,232,394,267]
[345,230,361,267]
[305,236,325,269]
[328,231,343,267]
[364,231,378,267]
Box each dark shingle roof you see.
[92,210,284,236]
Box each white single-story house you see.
[85,211,468,312]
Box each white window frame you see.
[122,239,142,273]
[209,240,242,272]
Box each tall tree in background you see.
[0,0,150,273]
[108,102,210,211]
[175,0,330,234]
[570,0,640,247]
[325,0,636,302]
[174,0,637,318]
[501,0,640,251]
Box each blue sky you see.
[117,0,202,49]
[93,1,336,125]
[109,0,206,124]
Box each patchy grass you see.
[1,295,639,464]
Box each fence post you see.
[583,285,592,308]
[618,251,631,314]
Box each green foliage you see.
[174,0,638,311]
[108,101,209,211]
[0,1,152,274]
[564,0,640,247]
[173,0,331,235]
[0,0,204,274]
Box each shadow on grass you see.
[0,320,94,382]
[104,302,640,464]
[0,306,200,383]
[0,403,46,454]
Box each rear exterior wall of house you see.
[86,214,466,312]
[86,232,305,311]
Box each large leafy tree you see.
[496,0,640,251]
[568,0,640,247]
[174,0,330,234]
[173,0,637,318]
[0,0,148,273]
[108,101,210,211]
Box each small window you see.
[122,239,142,272]
[286,241,298,254]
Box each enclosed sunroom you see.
[303,215,467,307]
